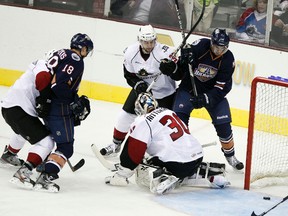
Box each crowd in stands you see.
[0,0,287,48]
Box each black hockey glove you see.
[159,58,177,76]
[35,96,51,118]
[133,80,148,95]
[180,45,194,65]
[190,93,209,109]
[70,95,91,123]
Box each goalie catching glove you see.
[105,165,134,186]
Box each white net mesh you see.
[250,80,288,188]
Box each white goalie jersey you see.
[128,108,204,163]
[123,42,177,99]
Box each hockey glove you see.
[35,96,51,118]
[190,93,209,109]
[159,58,177,76]
[105,165,134,186]
[70,95,91,121]
[180,44,194,65]
[134,80,148,94]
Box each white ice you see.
[0,86,287,216]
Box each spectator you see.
[192,0,219,33]
[235,0,269,43]
[122,0,186,28]
[271,0,288,46]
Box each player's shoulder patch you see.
[191,39,201,46]
[71,53,81,61]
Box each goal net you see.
[244,76,288,190]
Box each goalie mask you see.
[134,93,158,116]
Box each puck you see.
[263,196,271,200]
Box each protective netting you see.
[250,80,288,188]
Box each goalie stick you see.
[251,195,288,216]
[91,141,217,172]
[67,158,85,172]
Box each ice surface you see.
[0,86,287,216]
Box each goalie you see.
[105,93,230,195]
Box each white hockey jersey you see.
[0,60,49,117]
[129,108,204,163]
[124,42,177,99]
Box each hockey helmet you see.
[70,33,94,54]
[138,25,157,42]
[134,92,158,116]
[211,28,230,47]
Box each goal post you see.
[244,76,288,190]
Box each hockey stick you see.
[91,144,119,171]
[146,72,161,92]
[172,0,206,56]
[67,158,85,172]
[91,141,217,172]
[251,195,288,216]
[173,0,206,96]
[174,0,185,41]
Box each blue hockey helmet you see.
[211,28,230,47]
[70,33,94,54]
[134,92,158,116]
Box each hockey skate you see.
[225,155,244,170]
[34,172,60,193]
[10,162,35,189]
[100,143,121,157]
[0,145,24,167]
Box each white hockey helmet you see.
[138,25,157,42]
[44,49,57,62]
[134,92,158,116]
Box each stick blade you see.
[91,144,119,171]
[251,211,258,216]
[72,159,85,172]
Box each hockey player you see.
[100,24,181,157]
[33,33,93,192]
[105,93,230,195]
[0,50,56,187]
[159,28,244,170]
[32,33,93,192]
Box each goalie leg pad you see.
[135,164,165,188]
[180,162,228,188]
[150,174,179,195]
[198,162,226,178]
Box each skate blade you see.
[33,183,60,193]
[0,160,21,169]
[9,177,35,189]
